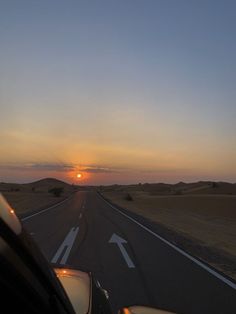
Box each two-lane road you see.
[22,191,236,314]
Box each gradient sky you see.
[0,0,236,184]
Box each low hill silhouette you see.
[99,181,236,195]
[0,178,73,193]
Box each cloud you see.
[83,166,119,174]
[30,163,75,172]
[0,162,123,175]
[0,163,75,172]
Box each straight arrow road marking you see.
[109,233,135,268]
[51,227,79,265]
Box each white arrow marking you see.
[109,233,135,268]
[51,227,79,265]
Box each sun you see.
[76,173,82,179]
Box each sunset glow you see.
[0,2,235,185]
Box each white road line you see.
[100,194,236,290]
[79,213,83,219]
[109,233,135,268]
[51,227,79,265]
[82,199,86,209]
[21,196,72,222]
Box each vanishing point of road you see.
[22,191,236,314]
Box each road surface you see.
[22,191,236,314]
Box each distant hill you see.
[27,178,72,192]
[0,178,74,193]
[185,182,236,195]
[0,178,78,215]
[1,178,235,195]
[99,181,236,195]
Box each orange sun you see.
[77,173,82,179]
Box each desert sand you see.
[100,181,236,279]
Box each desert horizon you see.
[1,176,236,186]
[1,176,236,282]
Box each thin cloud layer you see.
[82,166,119,174]
[0,163,75,172]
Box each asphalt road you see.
[22,191,236,314]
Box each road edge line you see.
[21,195,73,221]
[98,193,236,290]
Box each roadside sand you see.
[102,191,236,279]
[0,178,75,216]
[2,191,70,215]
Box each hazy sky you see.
[1,0,235,184]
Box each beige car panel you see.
[55,268,92,314]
